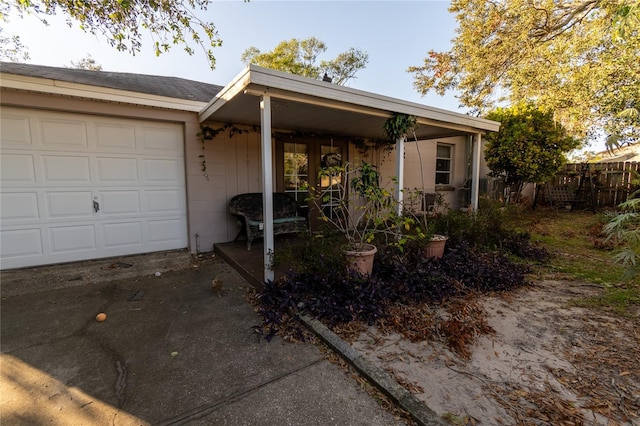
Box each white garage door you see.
[0,107,188,269]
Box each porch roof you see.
[200,65,500,140]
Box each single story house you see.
[0,62,500,278]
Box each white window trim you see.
[435,143,453,186]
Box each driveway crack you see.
[115,359,127,406]
[156,356,325,425]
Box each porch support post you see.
[395,137,405,216]
[470,132,482,210]
[260,95,275,282]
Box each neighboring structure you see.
[1,62,499,276]
[595,144,640,163]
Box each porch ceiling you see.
[199,65,500,141]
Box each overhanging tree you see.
[69,54,102,70]
[2,0,222,68]
[241,37,368,85]
[0,26,29,62]
[484,103,580,202]
[408,0,640,148]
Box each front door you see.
[276,138,346,228]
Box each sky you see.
[3,1,463,112]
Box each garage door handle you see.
[93,200,100,213]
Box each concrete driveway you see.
[1,255,404,425]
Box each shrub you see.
[256,199,547,341]
[272,233,346,275]
[430,202,549,261]
[257,240,532,341]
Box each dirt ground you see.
[349,280,640,425]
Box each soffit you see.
[200,65,500,140]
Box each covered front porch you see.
[200,65,500,283]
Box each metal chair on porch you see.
[408,191,438,220]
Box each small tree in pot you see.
[312,161,399,275]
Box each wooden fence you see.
[547,162,639,208]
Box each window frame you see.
[435,143,453,186]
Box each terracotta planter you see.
[422,235,448,259]
[344,243,377,276]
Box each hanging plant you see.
[383,113,417,142]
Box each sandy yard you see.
[347,280,639,425]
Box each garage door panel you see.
[42,156,91,183]
[0,228,43,258]
[1,154,36,182]
[142,126,181,153]
[96,157,139,182]
[95,123,136,151]
[40,119,88,148]
[1,193,40,221]
[146,189,182,214]
[45,192,93,219]
[0,114,32,146]
[49,225,96,253]
[100,191,141,216]
[148,219,186,244]
[144,158,181,182]
[102,222,143,247]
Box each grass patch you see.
[504,206,639,314]
[571,285,640,316]
[507,207,626,283]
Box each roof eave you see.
[198,66,252,122]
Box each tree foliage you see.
[408,0,640,147]
[4,0,222,68]
[241,37,368,85]
[0,28,30,62]
[69,54,102,70]
[0,3,29,62]
[484,103,580,194]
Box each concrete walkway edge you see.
[300,315,446,426]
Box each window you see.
[283,142,309,206]
[319,144,343,220]
[435,144,452,185]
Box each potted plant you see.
[312,162,393,275]
[403,189,448,259]
[422,233,448,259]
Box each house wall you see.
[376,136,469,210]
[191,122,265,252]
[187,127,472,252]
